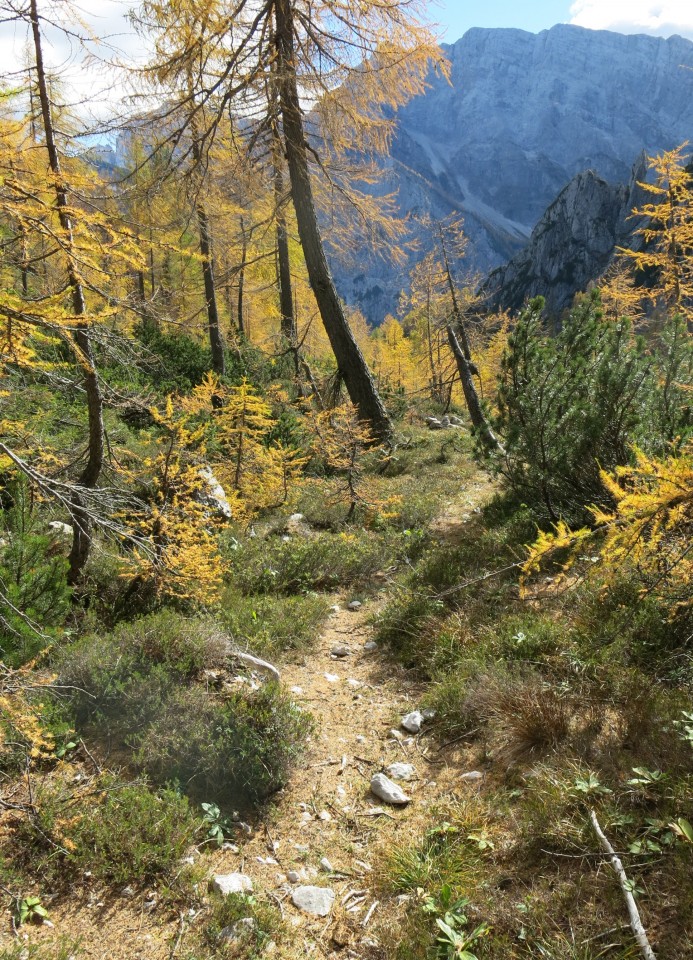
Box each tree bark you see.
[275,159,295,342]
[191,126,225,374]
[30,0,104,586]
[273,0,391,443]
[438,225,501,452]
[237,217,247,338]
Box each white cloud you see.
[0,0,145,126]
[569,1,693,40]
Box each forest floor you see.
[3,474,496,960]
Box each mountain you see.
[484,156,648,315]
[332,24,693,323]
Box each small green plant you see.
[422,886,489,959]
[675,711,693,747]
[572,772,612,797]
[627,767,668,788]
[201,802,235,847]
[17,895,49,925]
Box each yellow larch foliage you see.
[522,442,693,608]
[125,395,225,605]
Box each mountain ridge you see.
[331,23,693,322]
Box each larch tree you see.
[1,1,146,586]
[134,0,444,442]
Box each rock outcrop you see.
[329,25,693,323]
[484,156,648,315]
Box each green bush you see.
[133,683,313,805]
[12,775,196,887]
[219,590,329,657]
[0,482,72,665]
[203,892,283,958]
[493,293,651,523]
[227,529,412,595]
[59,609,230,726]
[57,610,312,808]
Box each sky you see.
[434,0,693,41]
[2,0,693,126]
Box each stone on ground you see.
[210,873,253,896]
[400,710,424,734]
[385,763,416,782]
[291,886,335,916]
[370,773,410,806]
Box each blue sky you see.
[434,1,571,40]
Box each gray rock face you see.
[370,773,410,806]
[328,25,693,323]
[291,886,335,916]
[485,158,648,314]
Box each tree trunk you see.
[275,162,295,342]
[30,0,104,586]
[237,217,247,338]
[274,0,391,443]
[437,226,501,452]
[190,123,225,374]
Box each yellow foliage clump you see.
[523,442,693,609]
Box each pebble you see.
[370,773,410,806]
[291,886,335,917]
[318,810,332,822]
[210,873,253,896]
[330,605,341,614]
[287,870,301,884]
[355,735,367,743]
[401,711,424,734]
[389,729,405,741]
[422,708,437,721]
[347,600,362,611]
[320,857,334,872]
[461,771,484,782]
[290,686,303,695]
[331,645,350,658]
[364,641,378,652]
[385,762,416,782]
[324,673,340,683]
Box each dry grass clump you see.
[465,670,573,766]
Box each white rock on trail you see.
[461,771,484,782]
[210,873,253,896]
[291,886,335,917]
[370,773,410,806]
[319,857,334,873]
[286,870,301,884]
[331,645,350,658]
[347,600,362,611]
[400,711,424,734]
[364,641,378,652]
[385,763,416,782]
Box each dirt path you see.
[204,483,493,959]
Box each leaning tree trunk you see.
[274,0,392,443]
[30,0,104,585]
[438,228,502,452]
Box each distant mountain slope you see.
[332,24,693,323]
